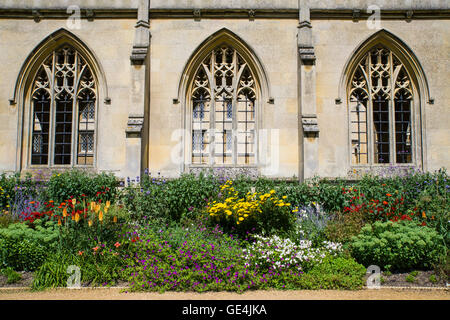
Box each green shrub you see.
[0,220,59,249]
[1,267,22,284]
[32,243,126,290]
[123,173,220,225]
[0,238,47,271]
[298,256,366,290]
[350,220,446,271]
[46,170,118,204]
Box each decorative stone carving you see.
[86,9,95,22]
[125,114,144,137]
[248,9,255,21]
[406,10,414,22]
[352,9,361,22]
[301,114,319,136]
[32,10,42,23]
[194,9,201,21]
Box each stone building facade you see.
[0,1,448,180]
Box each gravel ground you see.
[0,287,448,300]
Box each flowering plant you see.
[206,180,295,237]
[242,234,343,273]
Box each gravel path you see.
[0,287,448,300]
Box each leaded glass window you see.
[190,46,256,165]
[349,46,413,165]
[30,45,97,166]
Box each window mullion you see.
[49,51,56,167]
[209,52,216,166]
[389,51,396,165]
[232,50,238,166]
[367,55,374,166]
[71,52,79,167]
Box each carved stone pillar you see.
[124,0,150,179]
[298,4,319,180]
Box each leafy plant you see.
[297,256,366,290]
[46,170,118,204]
[206,180,296,237]
[350,220,446,271]
[0,238,47,271]
[1,267,22,284]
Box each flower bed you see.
[0,168,448,291]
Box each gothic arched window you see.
[349,46,413,165]
[190,46,256,165]
[30,45,97,166]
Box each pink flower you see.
[114,242,121,248]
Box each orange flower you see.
[113,216,117,223]
[382,201,388,205]
[114,242,120,248]
[90,201,96,211]
[62,207,67,217]
[88,220,93,227]
[99,211,103,222]
[386,193,392,197]
[78,251,84,256]
[75,212,80,222]
[71,215,75,221]
[71,198,76,205]
[106,200,111,208]
[422,211,426,218]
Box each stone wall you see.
[0,1,448,179]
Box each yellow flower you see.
[238,217,244,221]
[62,207,67,217]
[106,200,111,208]
[95,204,101,214]
[71,198,76,206]
[225,210,232,216]
[88,220,93,227]
[104,206,109,214]
[113,216,117,223]
[270,190,275,194]
[90,201,96,211]
[75,213,80,223]
[58,218,62,226]
[99,211,103,222]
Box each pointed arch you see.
[11,28,108,171]
[177,28,271,172]
[176,28,271,105]
[338,29,431,104]
[341,29,428,169]
[10,28,109,106]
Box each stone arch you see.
[176,28,271,106]
[340,29,430,170]
[338,29,431,105]
[11,28,108,172]
[10,28,109,106]
[176,28,272,173]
